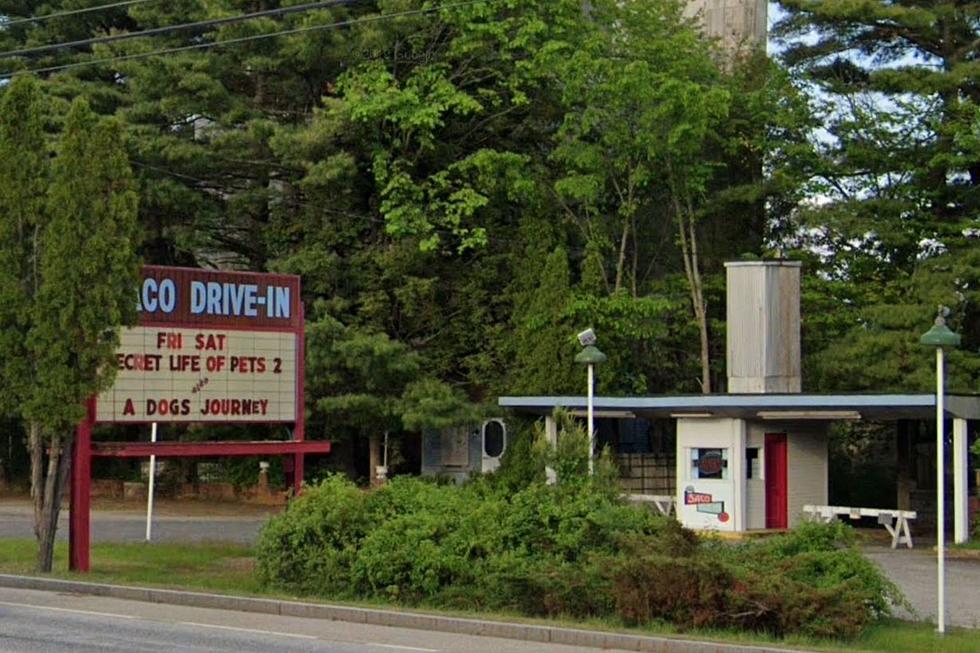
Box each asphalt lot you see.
[862,544,980,629]
[0,498,271,545]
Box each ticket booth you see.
[499,259,978,539]
[676,417,828,532]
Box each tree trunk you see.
[614,217,630,293]
[674,200,711,394]
[368,433,381,488]
[630,213,639,298]
[29,421,43,538]
[34,432,70,572]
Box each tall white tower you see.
[683,0,767,54]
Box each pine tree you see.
[511,247,580,394]
[775,0,980,390]
[0,86,140,572]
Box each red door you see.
[765,433,788,529]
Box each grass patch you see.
[0,539,263,594]
[843,620,980,653]
[0,538,976,652]
[951,540,980,551]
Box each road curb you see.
[0,574,812,653]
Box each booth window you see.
[483,419,505,457]
[690,448,728,479]
[746,448,760,479]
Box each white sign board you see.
[97,326,297,423]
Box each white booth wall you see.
[747,420,828,529]
[677,417,828,532]
[675,418,746,532]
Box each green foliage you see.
[26,99,141,430]
[257,474,900,638]
[775,0,980,392]
[0,0,811,439]
[304,308,479,451]
[618,521,903,638]
[0,82,140,430]
[542,409,621,493]
[0,76,47,419]
[398,379,481,431]
[255,474,370,596]
[509,246,579,394]
[485,420,547,493]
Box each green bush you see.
[255,450,902,640]
[255,474,370,595]
[722,522,904,637]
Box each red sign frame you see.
[69,266,330,572]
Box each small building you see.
[500,261,979,539]
[420,419,507,483]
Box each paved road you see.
[863,545,980,629]
[0,502,266,545]
[0,587,605,653]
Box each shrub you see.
[494,552,619,618]
[255,472,902,640]
[729,571,873,639]
[255,474,369,595]
[614,553,733,628]
[723,522,905,637]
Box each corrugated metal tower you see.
[724,260,802,394]
[683,0,767,53]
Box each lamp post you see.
[574,330,606,475]
[919,307,960,635]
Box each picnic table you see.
[803,504,916,549]
[627,493,676,516]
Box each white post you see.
[953,418,968,544]
[545,416,558,485]
[935,347,946,635]
[145,422,157,542]
[587,363,595,475]
[731,420,746,532]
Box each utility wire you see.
[4,0,159,26]
[0,0,364,59]
[1,0,490,78]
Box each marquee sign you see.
[96,266,302,424]
[72,265,324,574]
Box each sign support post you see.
[145,422,157,542]
[292,302,306,496]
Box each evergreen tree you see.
[0,1,820,487]
[0,77,47,419]
[775,0,980,391]
[0,86,140,571]
[511,246,580,394]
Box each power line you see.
[0,0,364,59]
[1,0,490,79]
[4,0,159,26]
